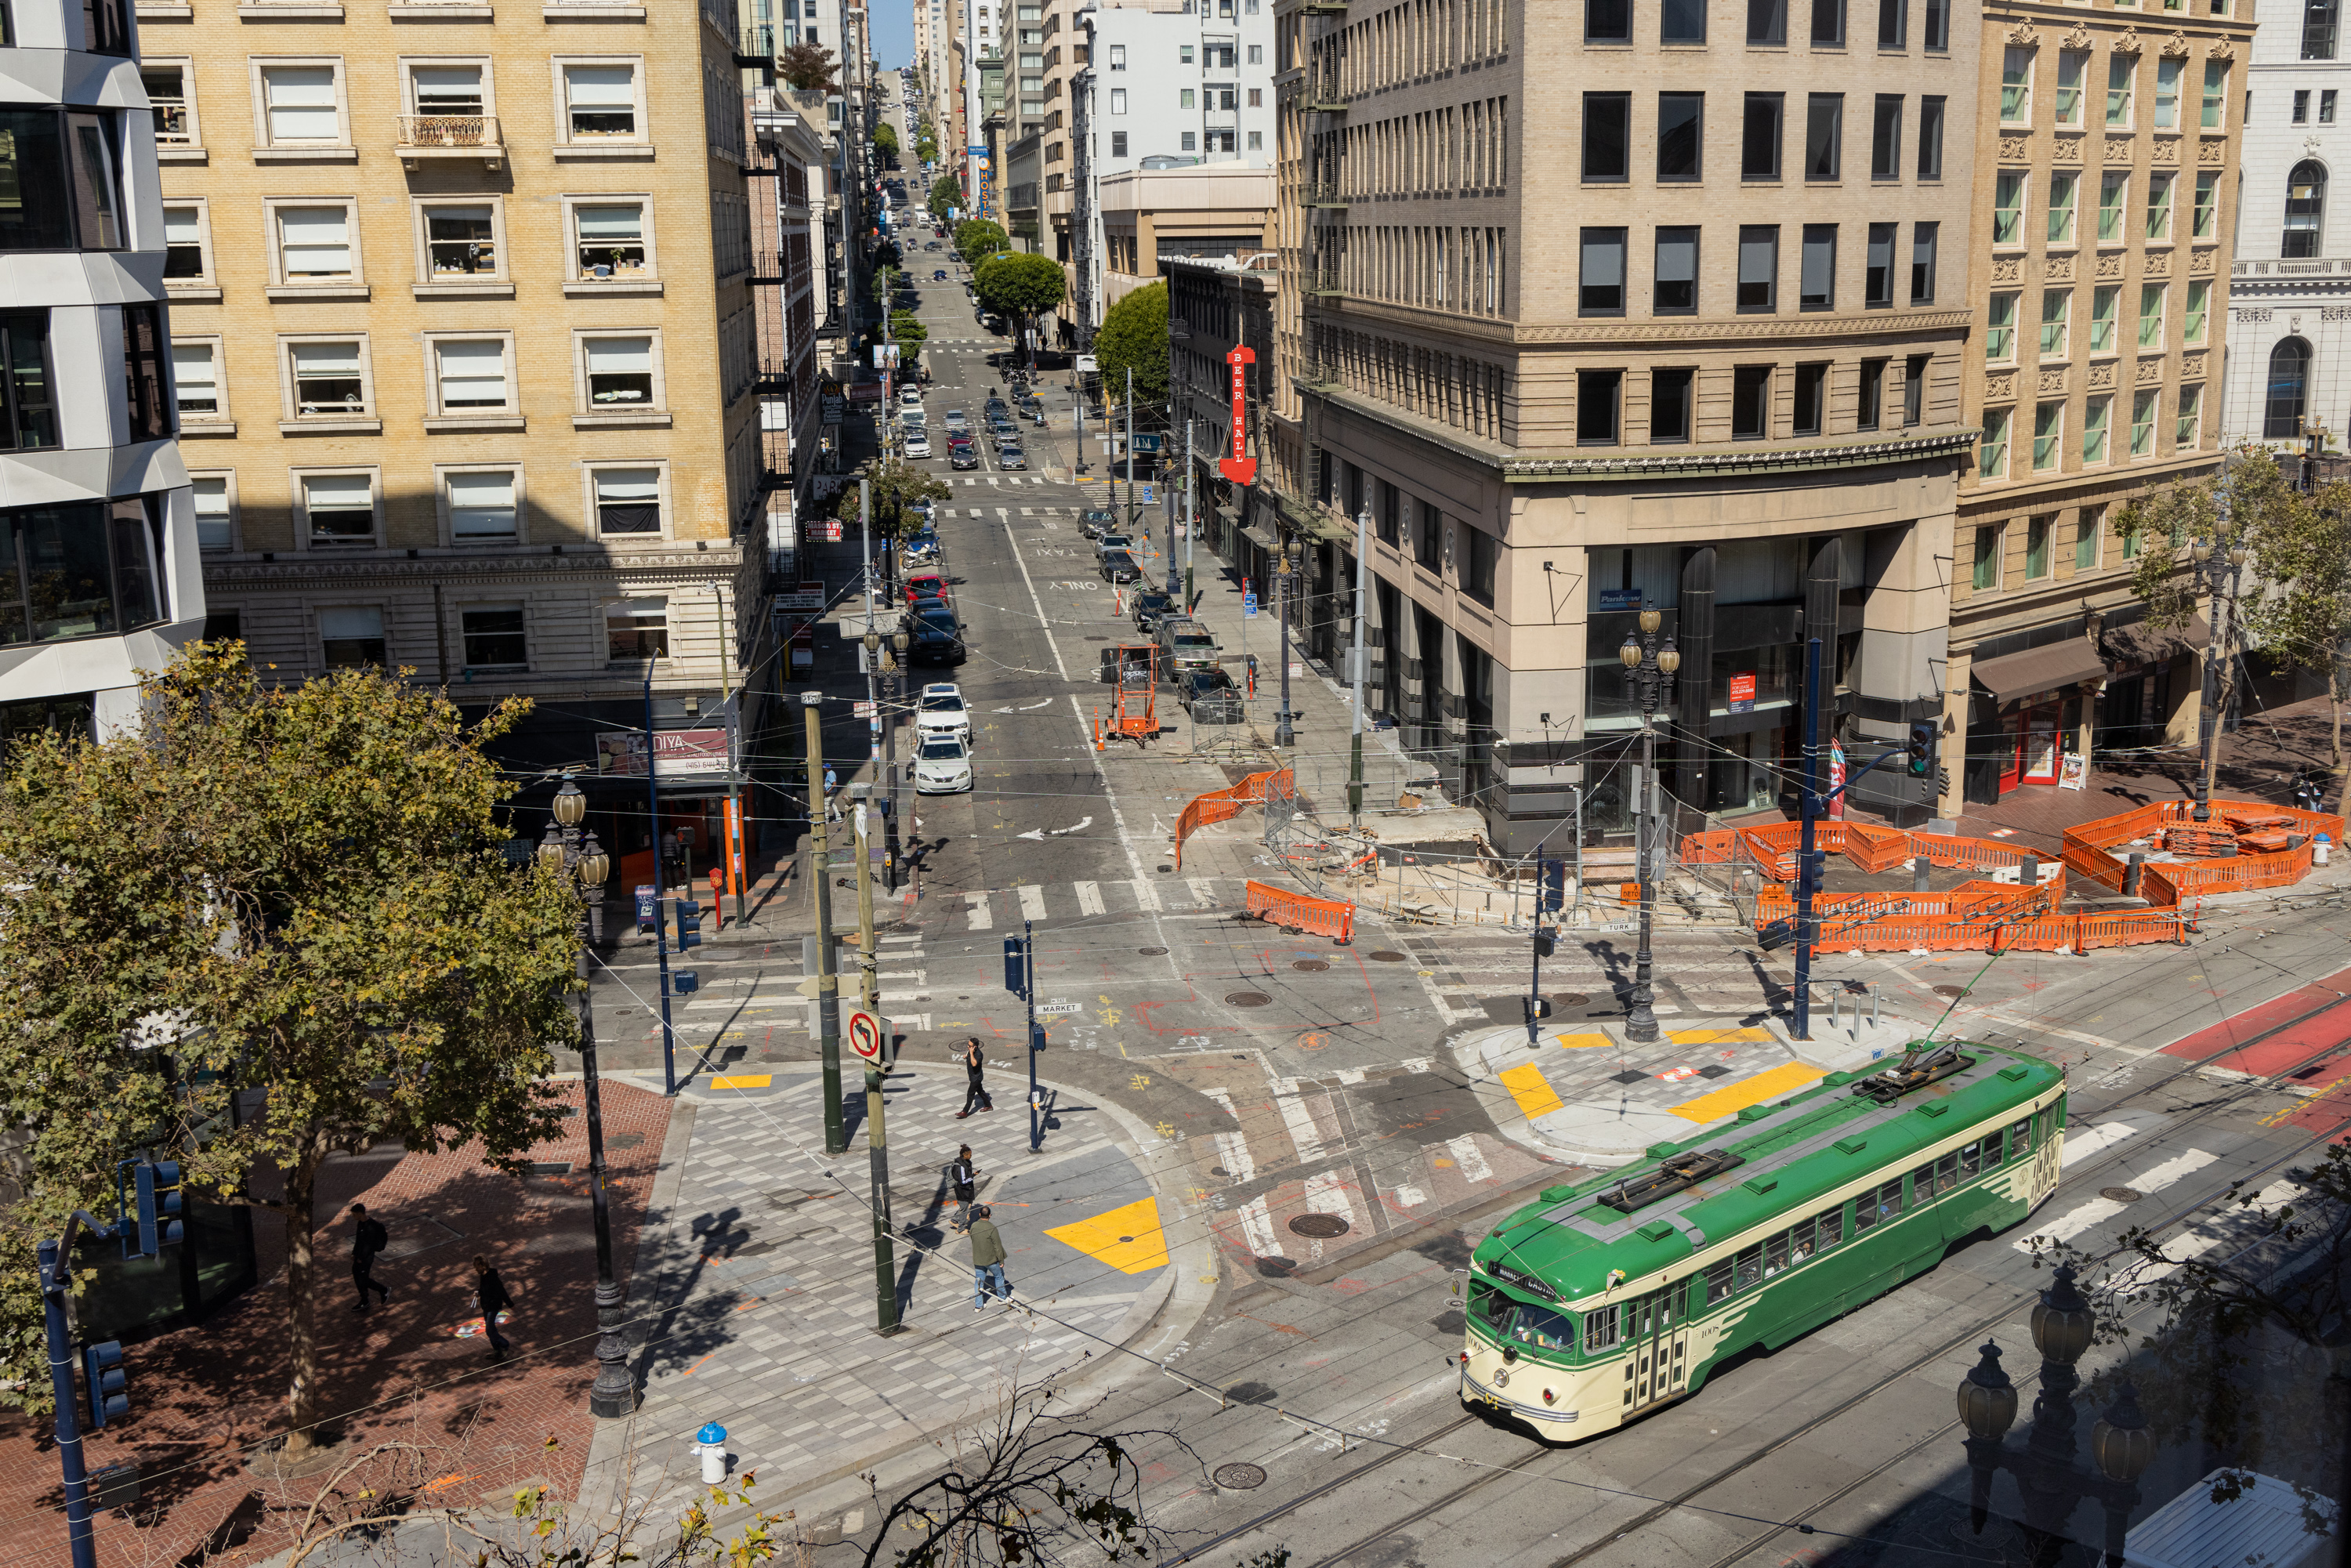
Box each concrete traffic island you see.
[1457,1012,1943,1168]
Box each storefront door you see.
[1998,713,2025,793]
[2021,708,2063,784]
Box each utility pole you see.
[712,586,744,932]
[1350,505,1367,831]
[1792,637,1824,1043]
[1275,538,1295,748]
[1024,918,1042,1153]
[36,1237,97,1568]
[862,477,880,780]
[804,693,846,1153]
[853,796,901,1333]
[1124,364,1136,538]
[1183,422,1194,611]
[644,672,678,1095]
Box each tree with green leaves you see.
[1094,281,1169,411]
[974,252,1067,320]
[873,121,900,159]
[890,310,929,363]
[929,179,958,224]
[778,40,839,91]
[2114,444,2350,798]
[835,457,951,539]
[0,645,581,1445]
[955,218,1009,266]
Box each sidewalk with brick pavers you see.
[0,1081,673,1568]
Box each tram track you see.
[1229,1015,2351,1568]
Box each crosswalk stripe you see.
[1302,1170,1360,1233]
[1444,1135,1495,1183]
[1213,1129,1255,1182]
[1237,1196,1284,1258]
[2016,1148,2222,1252]
[1131,876,1162,911]
[1274,1090,1328,1164]
[965,891,993,931]
[1075,880,1105,916]
[1187,878,1216,907]
[1018,885,1048,922]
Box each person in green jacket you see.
[968,1206,1011,1310]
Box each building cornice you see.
[1502,430,1979,483]
[205,548,746,588]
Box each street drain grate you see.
[2101,1186,2145,1203]
[1292,958,1330,972]
[527,1161,576,1175]
[1697,1065,1735,1079]
[1139,947,1169,956]
[1611,1070,1650,1085]
[1932,985,1972,999]
[1226,991,1273,1007]
[1223,1382,1278,1406]
[1289,1213,1350,1239]
[1556,994,1590,1007]
[1367,950,1407,962]
[1212,1463,1267,1491]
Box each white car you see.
[900,386,923,410]
[914,735,973,794]
[904,432,932,458]
[916,683,972,743]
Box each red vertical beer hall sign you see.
[1219,345,1256,487]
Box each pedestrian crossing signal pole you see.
[853,798,902,1335]
[1793,637,1824,1044]
[1003,926,1043,1153]
[806,692,846,1154]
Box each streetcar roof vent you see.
[1915,1101,1950,1117]
[1835,1136,1868,1155]
[1741,1175,1778,1196]
[1850,1044,1972,1104]
[1998,1065,2030,1082]
[1636,1220,1677,1243]
[1596,1148,1745,1213]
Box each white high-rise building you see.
[0,0,204,742]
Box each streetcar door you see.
[1625,1281,1690,1411]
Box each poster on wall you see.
[2059,754,2089,791]
[1727,672,1757,714]
[1598,588,1643,611]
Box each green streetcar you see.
[1460,1040,2067,1441]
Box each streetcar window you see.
[1583,1302,1621,1350]
[2009,1117,2033,1157]
[1817,1206,1845,1248]
[1468,1282,1516,1332]
[1983,1132,2005,1170]
[1910,1164,1935,1204]
[1936,1152,1961,1193]
[1785,1216,1815,1264]
[1763,1232,1791,1278]
[1703,1257,1733,1304]
[1855,1178,1903,1232]
[1962,1139,1983,1179]
[1733,1244,1763,1293]
[1512,1305,1578,1352]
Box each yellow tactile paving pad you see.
[1498,1063,1566,1120]
[1668,1061,1826,1124]
[1044,1195,1168,1273]
[1552,1032,1617,1050]
[1667,1027,1775,1047]
[708,1074,773,1090]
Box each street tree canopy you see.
[0,644,581,1438]
[778,41,839,91]
[873,121,900,158]
[837,458,951,538]
[973,252,1067,320]
[929,180,958,223]
[954,219,1009,266]
[890,310,929,362]
[1094,280,1169,410]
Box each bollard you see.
[2124,852,2144,896]
[696,1422,727,1487]
[2021,855,2041,886]
[1913,855,1930,893]
[2320,834,2335,867]
[1870,986,1880,1028]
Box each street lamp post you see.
[1617,610,1680,1044]
[2189,494,2252,824]
[536,782,636,1418]
[1956,1264,2158,1566]
[1275,541,1296,748]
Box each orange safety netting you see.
[1172,768,1293,870]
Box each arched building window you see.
[2266,337,2312,439]
[2308,0,2340,59]
[2284,161,2327,257]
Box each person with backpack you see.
[473,1254,516,1363]
[956,1037,992,1117]
[968,1206,1012,1310]
[945,1145,977,1232]
[350,1204,391,1313]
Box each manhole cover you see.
[1367,950,1407,962]
[1292,958,1330,972]
[1697,1064,1734,1079]
[1226,991,1273,1007]
[2101,1186,2145,1203]
[1556,994,1589,1007]
[1212,1463,1267,1491]
[1223,1382,1278,1406]
[1611,1070,1650,1085]
[1158,864,1176,873]
[1933,985,1971,999]
[1139,946,1169,956]
[1209,1166,1229,1176]
[1118,1235,1136,1244]
[1289,1213,1350,1239]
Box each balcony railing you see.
[2236,257,2341,276]
[397,114,503,168]
[1303,183,1347,207]
[1302,71,1345,111]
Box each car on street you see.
[944,408,970,431]
[899,386,923,409]
[915,682,973,743]
[907,607,964,663]
[1176,666,1244,724]
[933,268,948,279]
[904,432,931,458]
[997,445,1027,470]
[913,735,974,793]
[1079,509,1118,539]
[950,446,980,470]
[1099,549,1141,584]
[905,570,950,603]
[1130,589,1175,633]
[1157,616,1220,676]
[1095,533,1134,563]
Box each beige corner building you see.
[1262,0,1980,849]
[1944,6,2249,816]
[148,0,767,826]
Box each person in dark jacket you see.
[956,1037,992,1118]
[350,1204,391,1312]
[473,1254,516,1362]
[946,1145,977,1232]
[968,1207,1011,1309]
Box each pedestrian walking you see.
[945,1144,977,1232]
[968,1206,1012,1310]
[349,1203,391,1313]
[956,1036,992,1118]
[473,1255,516,1363]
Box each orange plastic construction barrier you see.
[1245,879,1355,943]
[1172,769,1294,869]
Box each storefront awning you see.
[1969,639,2110,704]
[2101,614,2211,667]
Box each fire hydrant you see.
[694,1422,727,1486]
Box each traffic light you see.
[85,1341,128,1428]
[1758,918,1797,951]
[1030,1021,1048,1054]
[1538,858,1567,916]
[674,898,702,951]
[1797,850,1828,897]
[124,1160,183,1257]
[1907,719,1936,778]
[1003,934,1030,1000]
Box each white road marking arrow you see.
[1015,816,1093,841]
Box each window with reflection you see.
[0,496,164,647]
[0,312,57,451]
[2266,337,2311,438]
[0,109,125,251]
[2284,161,2327,257]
